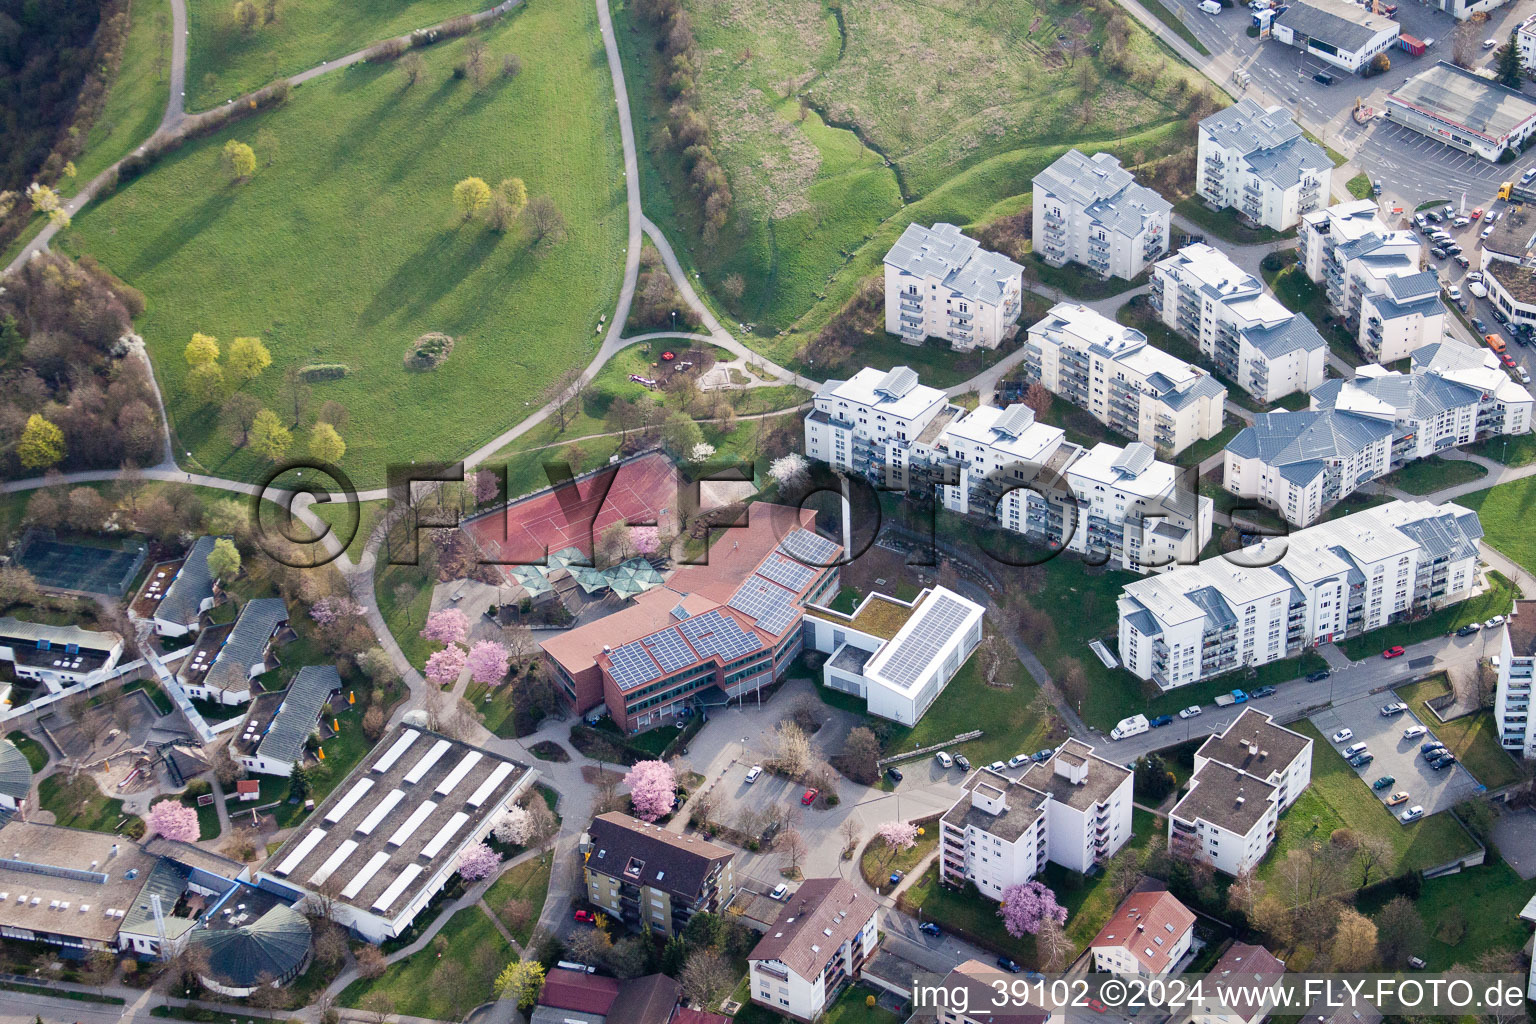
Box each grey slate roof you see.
[1160,373,1228,410]
[1125,608,1161,637]
[1395,508,1481,562]
[1205,99,1330,190]
[1385,271,1439,301]
[1242,314,1327,360]
[1034,149,1170,238]
[1315,371,1481,421]
[158,537,218,627]
[255,665,341,767]
[1225,409,1393,476]
[0,740,32,802]
[1366,291,1446,322]
[203,598,287,695]
[884,223,1022,306]
[190,903,311,989]
[1188,587,1237,629]
[120,858,196,940]
[1278,0,1397,53]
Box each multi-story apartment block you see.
[1299,201,1441,363]
[1495,600,1536,759]
[938,740,1133,901]
[1089,890,1195,978]
[1413,342,1534,439]
[584,813,735,937]
[883,223,1024,351]
[1025,303,1227,457]
[1152,244,1328,402]
[802,368,1211,573]
[1171,710,1313,875]
[1033,150,1171,281]
[1222,409,1393,528]
[1195,944,1287,1024]
[747,878,878,1022]
[1521,13,1536,71]
[1197,101,1331,231]
[1117,500,1484,688]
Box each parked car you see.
[573,910,594,923]
[1149,714,1174,728]
[1400,805,1425,822]
[1453,216,1471,228]
[1446,285,1462,301]
[1180,705,1203,719]
[955,754,972,771]
[770,883,789,901]
[997,957,1023,974]
[1472,317,1488,333]
[801,787,819,805]
[1088,999,1109,1014]
[1313,71,1335,85]
[1493,307,1511,325]
[1007,753,1030,768]
[1486,615,1507,628]
[744,764,762,784]
[1373,775,1395,790]
[1500,352,1517,368]
[1443,204,1455,217]
[1472,207,1485,219]
[1382,646,1406,658]
[1403,725,1428,739]
[1483,38,1498,48]
[1421,740,1447,753]
[1345,742,1369,758]
[1307,669,1331,681]
[1517,367,1530,385]
[1333,728,1354,743]
[935,751,954,769]
[988,761,1006,772]
[1482,226,1495,241]
[1430,247,1447,260]
[1372,180,1383,195]
[1387,791,1410,806]
[1443,242,1463,256]
[1430,755,1456,771]
[1488,210,1501,223]
[1250,686,1276,698]
[1422,747,1448,761]
[919,922,942,937]
[1456,624,1480,637]
[886,766,903,783]
[1349,753,1375,767]
[1381,701,1408,716]
[1033,748,1055,762]
[1524,166,1536,184]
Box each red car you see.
[1382,646,1406,659]
[573,909,594,923]
[1500,352,1517,368]
[1087,999,1108,1014]
[801,788,819,806]
[1471,208,1484,220]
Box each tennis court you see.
[14,530,147,597]
[462,451,682,566]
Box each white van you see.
[935,750,954,769]
[1343,742,1369,759]
[1199,0,1222,13]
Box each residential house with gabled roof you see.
[1089,889,1196,978]
[1033,150,1171,281]
[233,665,342,777]
[1195,943,1287,1024]
[583,812,735,937]
[748,877,879,1021]
[1197,100,1331,230]
[883,223,1024,351]
[150,536,220,637]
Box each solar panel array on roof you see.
[608,641,662,690]
[678,609,762,661]
[357,789,405,835]
[640,629,696,673]
[275,829,327,876]
[326,779,375,823]
[876,593,974,690]
[778,529,838,565]
[404,739,453,785]
[434,751,484,796]
[755,555,815,592]
[309,840,357,886]
[727,580,797,636]
[342,852,391,900]
[372,730,420,773]
[420,812,471,859]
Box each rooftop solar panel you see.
[466,763,515,808]
[608,640,661,691]
[356,789,406,835]
[678,609,764,661]
[433,751,484,796]
[873,593,975,691]
[778,529,838,566]
[387,800,438,847]
[403,739,453,785]
[341,851,391,900]
[756,555,815,592]
[309,839,358,886]
[325,778,375,823]
[372,864,424,913]
[420,812,471,859]
[640,628,696,673]
[274,828,327,876]
[372,730,420,773]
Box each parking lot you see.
[1309,691,1483,822]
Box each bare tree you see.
[838,817,862,858]
[776,827,807,875]
[766,720,812,777]
[1036,917,1071,972]
[680,949,734,1007]
[526,196,568,244]
[361,991,393,1024]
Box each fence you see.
[878,730,983,767]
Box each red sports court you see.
[461,451,681,566]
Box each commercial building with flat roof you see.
[1269,0,1399,73]
[256,725,535,943]
[1386,62,1536,161]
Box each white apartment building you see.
[748,877,878,1023]
[1171,709,1313,875]
[1197,101,1332,231]
[1090,890,1195,978]
[1222,408,1392,528]
[803,586,984,727]
[1412,341,1534,440]
[1495,600,1536,759]
[1025,303,1227,457]
[1033,150,1171,281]
[803,366,948,490]
[1117,500,1484,688]
[1152,244,1328,402]
[883,223,1024,351]
[1520,14,1536,71]
[1299,201,1441,363]
[938,740,1133,901]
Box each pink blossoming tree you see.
[631,526,660,556]
[457,841,501,880]
[998,880,1067,938]
[473,469,500,505]
[876,821,919,868]
[421,608,470,648]
[146,800,200,843]
[624,759,676,822]
[465,640,510,685]
[425,644,468,686]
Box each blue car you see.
[997,957,1022,973]
[1148,715,1173,728]
[919,922,942,937]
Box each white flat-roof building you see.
[1386,61,1536,161]
[1269,0,1399,74]
[1152,244,1328,402]
[1171,709,1313,875]
[1197,101,1331,231]
[1090,890,1196,978]
[1520,13,1536,71]
[0,618,124,691]
[803,366,948,491]
[1117,500,1483,688]
[804,586,984,727]
[884,223,1024,351]
[1033,150,1171,281]
[256,725,535,943]
[1495,600,1536,759]
[1025,303,1227,457]
[938,740,1133,901]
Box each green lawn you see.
[339,904,512,1018]
[1174,197,1293,244]
[1464,432,1536,467]
[374,540,435,672]
[63,0,626,487]
[1376,456,1486,496]
[70,0,174,190]
[184,0,487,111]
[1359,860,1536,970]
[308,498,388,564]
[1257,720,1480,891]
[1337,572,1517,660]
[1456,478,1536,573]
[37,774,142,835]
[166,794,221,841]
[859,824,939,889]
[1177,422,1242,468]
[735,984,899,1024]
[1396,676,1525,790]
[1030,258,1149,301]
[1139,0,1210,55]
[482,850,552,945]
[1345,173,1373,200]
[1264,264,1362,368]
[5,733,48,773]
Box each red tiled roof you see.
[537,968,621,1014]
[1091,890,1196,974]
[672,1009,731,1024]
[236,780,260,794]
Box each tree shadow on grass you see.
[121,186,238,278]
[358,226,502,330]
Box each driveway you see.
[1308,693,1482,820]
